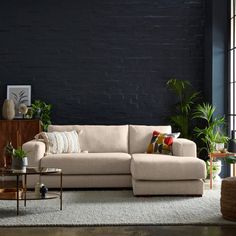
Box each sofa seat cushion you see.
[131,154,206,180]
[40,153,131,175]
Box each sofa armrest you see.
[172,138,197,157]
[22,140,46,167]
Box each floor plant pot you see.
[11,157,28,171]
[207,160,222,182]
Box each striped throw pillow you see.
[35,130,81,155]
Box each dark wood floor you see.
[0,226,236,236]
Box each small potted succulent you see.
[11,148,28,172]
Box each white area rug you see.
[0,189,235,226]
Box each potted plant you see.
[193,103,229,154]
[166,78,200,139]
[214,132,229,152]
[193,103,229,180]
[32,100,52,131]
[11,148,28,172]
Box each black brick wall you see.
[0,0,205,125]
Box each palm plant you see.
[193,103,229,154]
[166,78,200,139]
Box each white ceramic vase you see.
[215,143,224,152]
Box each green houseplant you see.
[166,78,200,139]
[11,147,28,171]
[193,103,229,154]
[32,100,52,131]
[193,103,229,180]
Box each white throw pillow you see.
[35,130,81,155]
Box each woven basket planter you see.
[221,177,236,221]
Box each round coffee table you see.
[0,167,63,215]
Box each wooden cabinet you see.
[0,120,42,168]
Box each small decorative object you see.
[18,103,28,118]
[35,182,44,198]
[4,141,14,169]
[2,99,15,120]
[11,147,28,172]
[7,85,31,118]
[215,143,225,152]
[40,185,48,198]
[24,106,33,119]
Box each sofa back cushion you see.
[129,125,172,154]
[48,125,129,153]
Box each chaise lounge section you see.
[131,154,205,195]
[129,125,206,196]
[23,124,206,195]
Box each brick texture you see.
[0,0,205,125]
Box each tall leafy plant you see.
[166,78,200,139]
[32,100,52,131]
[193,103,228,154]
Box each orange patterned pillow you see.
[146,131,180,155]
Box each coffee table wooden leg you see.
[60,172,62,210]
[16,175,19,215]
[210,155,213,189]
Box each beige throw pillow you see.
[35,130,81,155]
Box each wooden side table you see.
[209,152,236,189]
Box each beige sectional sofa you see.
[23,125,206,195]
